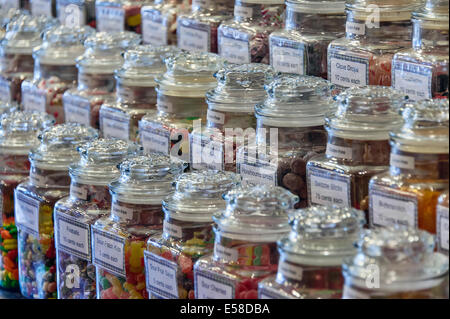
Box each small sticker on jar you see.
[140,122,170,155]
[214,244,238,263]
[14,191,40,238]
[96,5,125,32]
[142,9,168,46]
[326,143,353,160]
[219,30,251,64]
[31,0,53,17]
[111,202,134,221]
[2,0,20,11]
[0,77,12,103]
[389,153,415,170]
[55,210,91,261]
[58,1,86,27]
[157,94,174,113]
[194,268,235,299]
[239,161,277,187]
[307,166,351,207]
[437,205,449,252]
[29,169,49,187]
[63,94,91,126]
[278,260,303,282]
[163,221,183,239]
[345,21,365,35]
[70,183,88,201]
[100,108,130,141]
[234,4,253,18]
[92,227,126,277]
[392,61,432,101]
[270,37,305,75]
[191,134,224,171]
[178,23,210,53]
[22,83,47,113]
[144,251,179,299]
[258,287,285,299]
[328,49,369,87]
[207,110,225,125]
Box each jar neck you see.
[162,216,214,243]
[29,164,71,188]
[111,198,164,226]
[412,18,449,50]
[286,10,345,34]
[69,180,111,206]
[157,93,206,117]
[0,154,30,174]
[34,62,78,83]
[78,69,116,92]
[116,80,157,108]
[234,1,264,21]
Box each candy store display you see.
[146,170,241,299]
[306,87,405,218]
[269,0,345,78]
[218,0,285,64]
[327,0,420,88]
[14,123,98,299]
[392,0,449,101]
[141,0,191,46]
[0,101,17,115]
[54,138,140,299]
[30,0,56,18]
[56,0,96,28]
[21,25,94,124]
[369,99,449,233]
[95,0,150,33]
[342,227,449,299]
[190,63,274,172]
[0,111,54,291]
[436,190,449,255]
[99,45,180,142]
[139,51,223,162]
[258,205,365,299]
[63,31,140,129]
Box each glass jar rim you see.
[286,0,345,14]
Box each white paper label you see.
[219,32,250,64]
[55,211,91,261]
[63,94,91,126]
[271,44,304,75]
[22,85,46,113]
[1,0,20,12]
[178,25,209,52]
[31,0,53,17]
[329,50,369,87]
[390,153,415,170]
[307,166,351,207]
[142,12,168,45]
[59,3,86,27]
[234,5,253,18]
[239,162,277,187]
[96,6,125,32]
[345,22,365,35]
[140,123,170,155]
[14,191,40,237]
[195,270,234,299]
[279,260,303,281]
[437,205,449,252]
[392,62,432,101]
[258,287,287,299]
[70,184,88,201]
[111,202,134,221]
[214,244,238,263]
[92,228,126,276]
[100,110,130,141]
[144,251,179,299]
[326,143,353,160]
[207,110,225,125]
[29,170,48,187]
[191,134,224,171]
[0,77,12,102]
[157,95,173,113]
[163,221,183,239]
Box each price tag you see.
[195,268,235,299]
[31,0,53,17]
[63,94,91,126]
[270,39,305,75]
[140,122,170,155]
[219,30,251,64]
[437,205,449,252]
[111,202,134,221]
[178,23,210,52]
[142,8,168,46]
[100,108,130,141]
[14,191,40,238]
[345,21,365,35]
[239,161,277,187]
[328,49,369,87]
[92,227,126,277]
[96,5,125,32]
[144,251,179,299]
[390,153,415,170]
[22,83,47,113]
[214,244,238,263]
[392,61,432,101]
[326,144,353,161]
[258,287,286,299]
[55,211,91,261]
[307,166,351,207]
[163,221,183,239]
[191,134,224,171]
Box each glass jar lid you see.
[163,170,242,222]
[0,15,45,55]
[279,205,365,266]
[255,74,334,127]
[206,63,275,113]
[213,185,299,241]
[109,154,186,205]
[115,45,181,87]
[286,0,345,14]
[346,0,422,21]
[412,0,449,29]
[156,51,225,97]
[343,227,449,292]
[69,138,142,186]
[29,123,99,170]
[326,86,407,140]
[0,111,55,155]
[391,99,449,154]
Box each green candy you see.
[101,277,111,290]
[254,246,263,257]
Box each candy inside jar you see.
[95,0,147,33]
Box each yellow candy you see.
[136,282,145,291]
[130,291,144,299]
[129,241,143,268]
[112,286,123,297]
[179,287,188,299]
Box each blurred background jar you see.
[436,190,448,256]
[194,185,298,299]
[218,0,285,64]
[190,63,274,172]
[21,25,94,124]
[99,45,180,143]
[29,0,56,18]
[145,170,240,299]
[342,227,449,299]
[14,123,98,299]
[92,154,185,299]
[327,0,421,88]
[62,31,140,129]
[269,0,345,79]
[56,0,96,28]
[139,51,223,163]
[259,205,365,299]
[176,0,233,53]
[392,0,449,101]
[0,101,18,115]
[369,99,449,234]
[95,0,151,33]
[0,111,54,291]
[54,138,139,299]
[306,87,406,220]
[141,0,191,46]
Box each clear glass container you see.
[218,0,285,64]
[56,0,96,28]
[63,31,140,129]
[190,63,274,172]
[258,205,365,299]
[392,0,449,101]
[0,101,18,115]
[176,0,233,53]
[194,185,298,299]
[139,51,223,163]
[145,170,241,299]
[369,99,449,233]
[436,190,448,255]
[269,0,345,78]
[0,111,54,291]
[54,138,140,299]
[141,0,191,46]
[327,0,421,88]
[30,0,56,18]
[92,154,185,299]
[237,74,334,209]
[95,0,150,33]
[14,123,98,299]
[21,25,94,124]
[306,86,406,220]
[99,45,180,142]
[342,227,449,299]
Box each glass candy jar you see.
[369,99,449,233]
[54,138,140,299]
[95,0,150,33]
[194,185,298,299]
[30,0,56,18]
[139,52,223,163]
[191,63,274,172]
[218,0,285,64]
[14,123,98,299]
[342,227,449,299]
[392,0,449,101]
[269,0,345,78]
[92,154,185,299]
[63,31,140,129]
[21,25,94,124]
[258,205,365,299]
[99,45,179,142]
[145,170,241,299]
[141,0,191,46]
[56,0,96,28]
[0,111,54,291]
[306,87,405,218]
[436,191,448,255]
[0,101,18,115]
[327,0,420,88]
